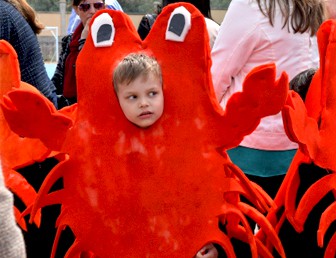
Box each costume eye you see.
[91,12,115,47]
[165,6,191,42]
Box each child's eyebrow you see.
[123,90,137,95]
[147,86,160,90]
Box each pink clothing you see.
[211,0,319,150]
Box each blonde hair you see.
[7,0,44,34]
[113,53,162,92]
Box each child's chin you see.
[133,121,152,128]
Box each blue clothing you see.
[227,146,296,177]
[67,9,78,34]
[67,0,123,33]
[0,0,58,108]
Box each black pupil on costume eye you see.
[97,24,112,43]
[168,13,185,36]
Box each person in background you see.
[288,0,335,103]
[67,0,123,34]
[137,1,162,40]
[153,1,162,14]
[137,0,219,49]
[211,0,324,254]
[0,0,58,108]
[52,0,107,108]
[211,0,324,197]
[289,68,317,102]
[0,159,27,258]
[324,0,336,19]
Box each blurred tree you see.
[118,0,153,13]
[28,0,72,12]
[212,0,231,9]
[28,0,230,13]
[118,0,230,12]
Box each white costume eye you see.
[165,6,191,42]
[91,12,115,47]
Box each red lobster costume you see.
[260,20,336,258]
[0,3,292,257]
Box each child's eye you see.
[149,91,158,97]
[127,95,137,100]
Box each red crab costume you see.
[0,38,76,256]
[1,4,290,257]
[0,40,55,230]
[258,19,336,258]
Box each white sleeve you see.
[105,0,123,11]
[0,164,26,258]
[211,0,262,102]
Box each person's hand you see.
[194,243,218,258]
[81,17,92,39]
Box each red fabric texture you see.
[1,4,289,257]
[0,40,47,229]
[0,40,76,230]
[264,20,336,258]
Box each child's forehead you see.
[133,72,162,84]
[119,73,162,89]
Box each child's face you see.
[116,73,164,128]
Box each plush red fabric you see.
[1,4,289,257]
[0,40,76,230]
[264,20,336,258]
[0,40,47,229]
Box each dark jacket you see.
[137,13,158,40]
[0,0,58,108]
[51,24,85,108]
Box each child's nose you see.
[139,99,149,108]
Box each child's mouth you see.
[139,111,153,118]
